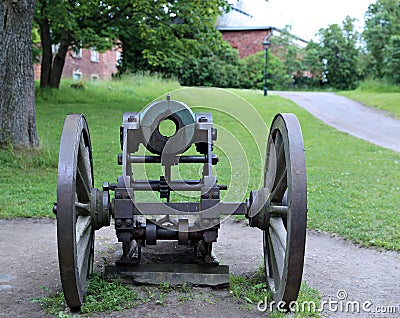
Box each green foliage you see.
[31,26,41,63]
[33,275,137,315]
[339,80,400,118]
[316,16,360,90]
[363,0,400,79]
[119,0,230,76]
[118,2,292,90]
[35,0,122,52]
[356,79,400,93]
[178,43,241,88]
[81,274,137,313]
[271,26,302,78]
[240,51,292,90]
[229,267,321,317]
[31,287,67,316]
[383,35,400,84]
[229,266,270,304]
[302,41,324,87]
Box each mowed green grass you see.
[338,81,400,118]
[338,91,400,118]
[0,76,399,251]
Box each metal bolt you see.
[103,182,110,191]
[126,219,133,226]
[115,192,122,199]
[212,128,217,140]
[212,192,219,199]
[199,116,208,123]
[128,116,137,122]
[115,219,123,227]
[202,219,210,226]
[213,218,220,225]
[52,203,57,215]
[202,193,209,199]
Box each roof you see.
[216,25,272,31]
[216,0,269,29]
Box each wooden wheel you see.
[56,114,94,310]
[263,113,307,307]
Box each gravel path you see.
[1,218,399,317]
[274,91,400,152]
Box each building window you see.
[52,44,60,54]
[91,74,99,81]
[72,47,82,58]
[73,71,82,81]
[91,48,99,62]
[116,51,122,67]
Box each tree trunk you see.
[39,15,52,88]
[0,0,39,147]
[49,30,70,89]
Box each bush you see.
[357,79,400,93]
[239,51,292,90]
[178,46,240,88]
[383,35,400,84]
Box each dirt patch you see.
[0,218,399,317]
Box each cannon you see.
[54,94,307,310]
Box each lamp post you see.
[263,36,270,96]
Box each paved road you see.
[275,91,400,152]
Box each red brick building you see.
[215,2,274,58]
[217,26,273,58]
[34,47,121,81]
[216,2,307,59]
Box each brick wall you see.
[220,29,272,58]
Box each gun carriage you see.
[54,95,307,310]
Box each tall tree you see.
[317,16,360,90]
[35,0,230,88]
[119,0,230,76]
[303,41,324,84]
[363,0,400,79]
[270,26,303,80]
[383,35,400,84]
[35,0,126,88]
[0,0,38,147]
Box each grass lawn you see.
[338,91,400,118]
[338,80,400,118]
[1,76,399,251]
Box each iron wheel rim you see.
[56,114,94,309]
[263,113,307,306]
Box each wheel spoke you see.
[76,165,91,202]
[267,232,282,290]
[274,136,285,182]
[76,216,92,276]
[268,226,285,280]
[270,217,287,250]
[264,140,277,190]
[75,201,90,216]
[76,137,92,202]
[271,166,287,201]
